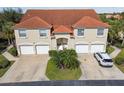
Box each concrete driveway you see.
[0,55,49,83]
[79,54,124,80]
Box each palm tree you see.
[62,49,79,69]
[49,49,79,69]
[51,51,64,69]
[2,21,15,45]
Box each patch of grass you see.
[46,60,82,80]
[0,61,14,77]
[8,47,18,56]
[0,54,14,77]
[114,48,124,73]
[106,45,115,54]
[115,63,124,73]
[0,55,10,68]
[114,48,124,65]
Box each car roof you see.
[99,52,111,59]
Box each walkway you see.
[2,45,18,61]
[110,46,121,58]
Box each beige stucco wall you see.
[74,28,108,43]
[74,28,108,51]
[14,28,108,54]
[51,34,75,50]
[14,29,51,55]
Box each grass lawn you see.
[115,64,124,73]
[0,61,14,77]
[106,45,115,54]
[114,48,124,73]
[8,47,18,56]
[0,55,14,77]
[46,60,82,80]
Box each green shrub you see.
[114,43,123,48]
[8,47,18,56]
[114,40,124,49]
[49,50,57,57]
[0,55,10,68]
[0,39,8,53]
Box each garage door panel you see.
[90,44,104,53]
[76,44,89,53]
[20,46,35,54]
[36,45,49,54]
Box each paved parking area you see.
[0,55,49,83]
[79,54,124,80]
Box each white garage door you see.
[36,45,49,54]
[76,44,89,53]
[20,45,35,54]
[90,44,104,53]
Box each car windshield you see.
[104,59,113,62]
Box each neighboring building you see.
[106,14,122,20]
[14,9,109,55]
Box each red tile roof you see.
[15,9,109,32]
[21,9,100,25]
[73,16,109,28]
[14,16,51,29]
[53,25,73,33]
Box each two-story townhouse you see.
[14,9,109,55]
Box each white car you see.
[94,52,113,67]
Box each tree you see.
[1,8,22,23]
[119,20,124,46]
[2,21,15,45]
[120,12,124,19]
[99,14,108,22]
[0,8,22,45]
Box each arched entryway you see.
[57,38,68,50]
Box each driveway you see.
[0,55,49,83]
[79,54,124,80]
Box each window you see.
[19,30,27,37]
[97,28,104,36]
[77,29,84,36]
[39,30,47,37]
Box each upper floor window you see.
[39,29,47,37]
[19,30,27,37]
[97,28,104,36]
[77,29,84,36]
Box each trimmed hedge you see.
[0,55,10,68]
[8,47,18,56]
